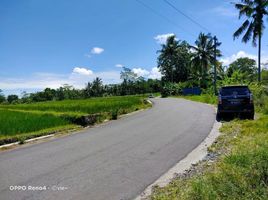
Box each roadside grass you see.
[0,96,150,145]
[179,94,217,105]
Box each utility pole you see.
[214,36,217,95]
[258,35,261,82]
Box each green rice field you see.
[0,96,148,145]
[0,96,145,114]
[0,110,70,136]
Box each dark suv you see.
[217,86,254,120]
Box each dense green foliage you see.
[0,89,5,103]
[157,33,222,89]
[190,33,222,88]
[227,57,257,81]
[7,95,19,103]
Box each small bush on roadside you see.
[161,83,183,97]
[18,137,26,145]
[111,109,118,120]
[249,83,268,113]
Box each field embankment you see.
[0,96,149,145]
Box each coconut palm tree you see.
[157,35,191,83]
[233,0,268,82]
[191,33,221,87]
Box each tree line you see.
[0,72,162,104]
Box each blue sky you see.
[0,0,268,95]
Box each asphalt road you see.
[0,98,215,200]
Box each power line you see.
[136,0,232,57]
[163,0,211,33]
[135,0,196,38]
[162,0,234,57]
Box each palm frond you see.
[235,2,254,18]
[233,20,250,39]
[242,21,254,43]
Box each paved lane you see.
[0,98,215,200]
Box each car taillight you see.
[218,95,222,104]
[250,93,253,104]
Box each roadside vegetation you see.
[0,96,149,145]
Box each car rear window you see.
[220,87,250,96]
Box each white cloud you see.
[91,47,104,54]
[132,67,162,80]
[115,64,123,68]
[0,74,70,91]
[148,67,162,79]
[72,67,93,76]
[154,33,175,44]
[132,68,150,77]
[220,51,257,66]
[0,70,121,93]
[220,51,268,69]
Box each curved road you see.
[0,98,215,200]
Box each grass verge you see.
[178,94,217,105]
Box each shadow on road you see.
[216,113,254,122]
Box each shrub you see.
[161,83,183,97]
[249,83,268,113]
[111,109,118,120]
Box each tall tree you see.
[7,94,19,103]
[0,89,5,103]
[91,77,104,97]
[191,33,221,87]
[233,0,268,82]
[157,35,191,82]
[227,57,258,81]
[120,67,138,82]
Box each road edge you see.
[134,108,222,200]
